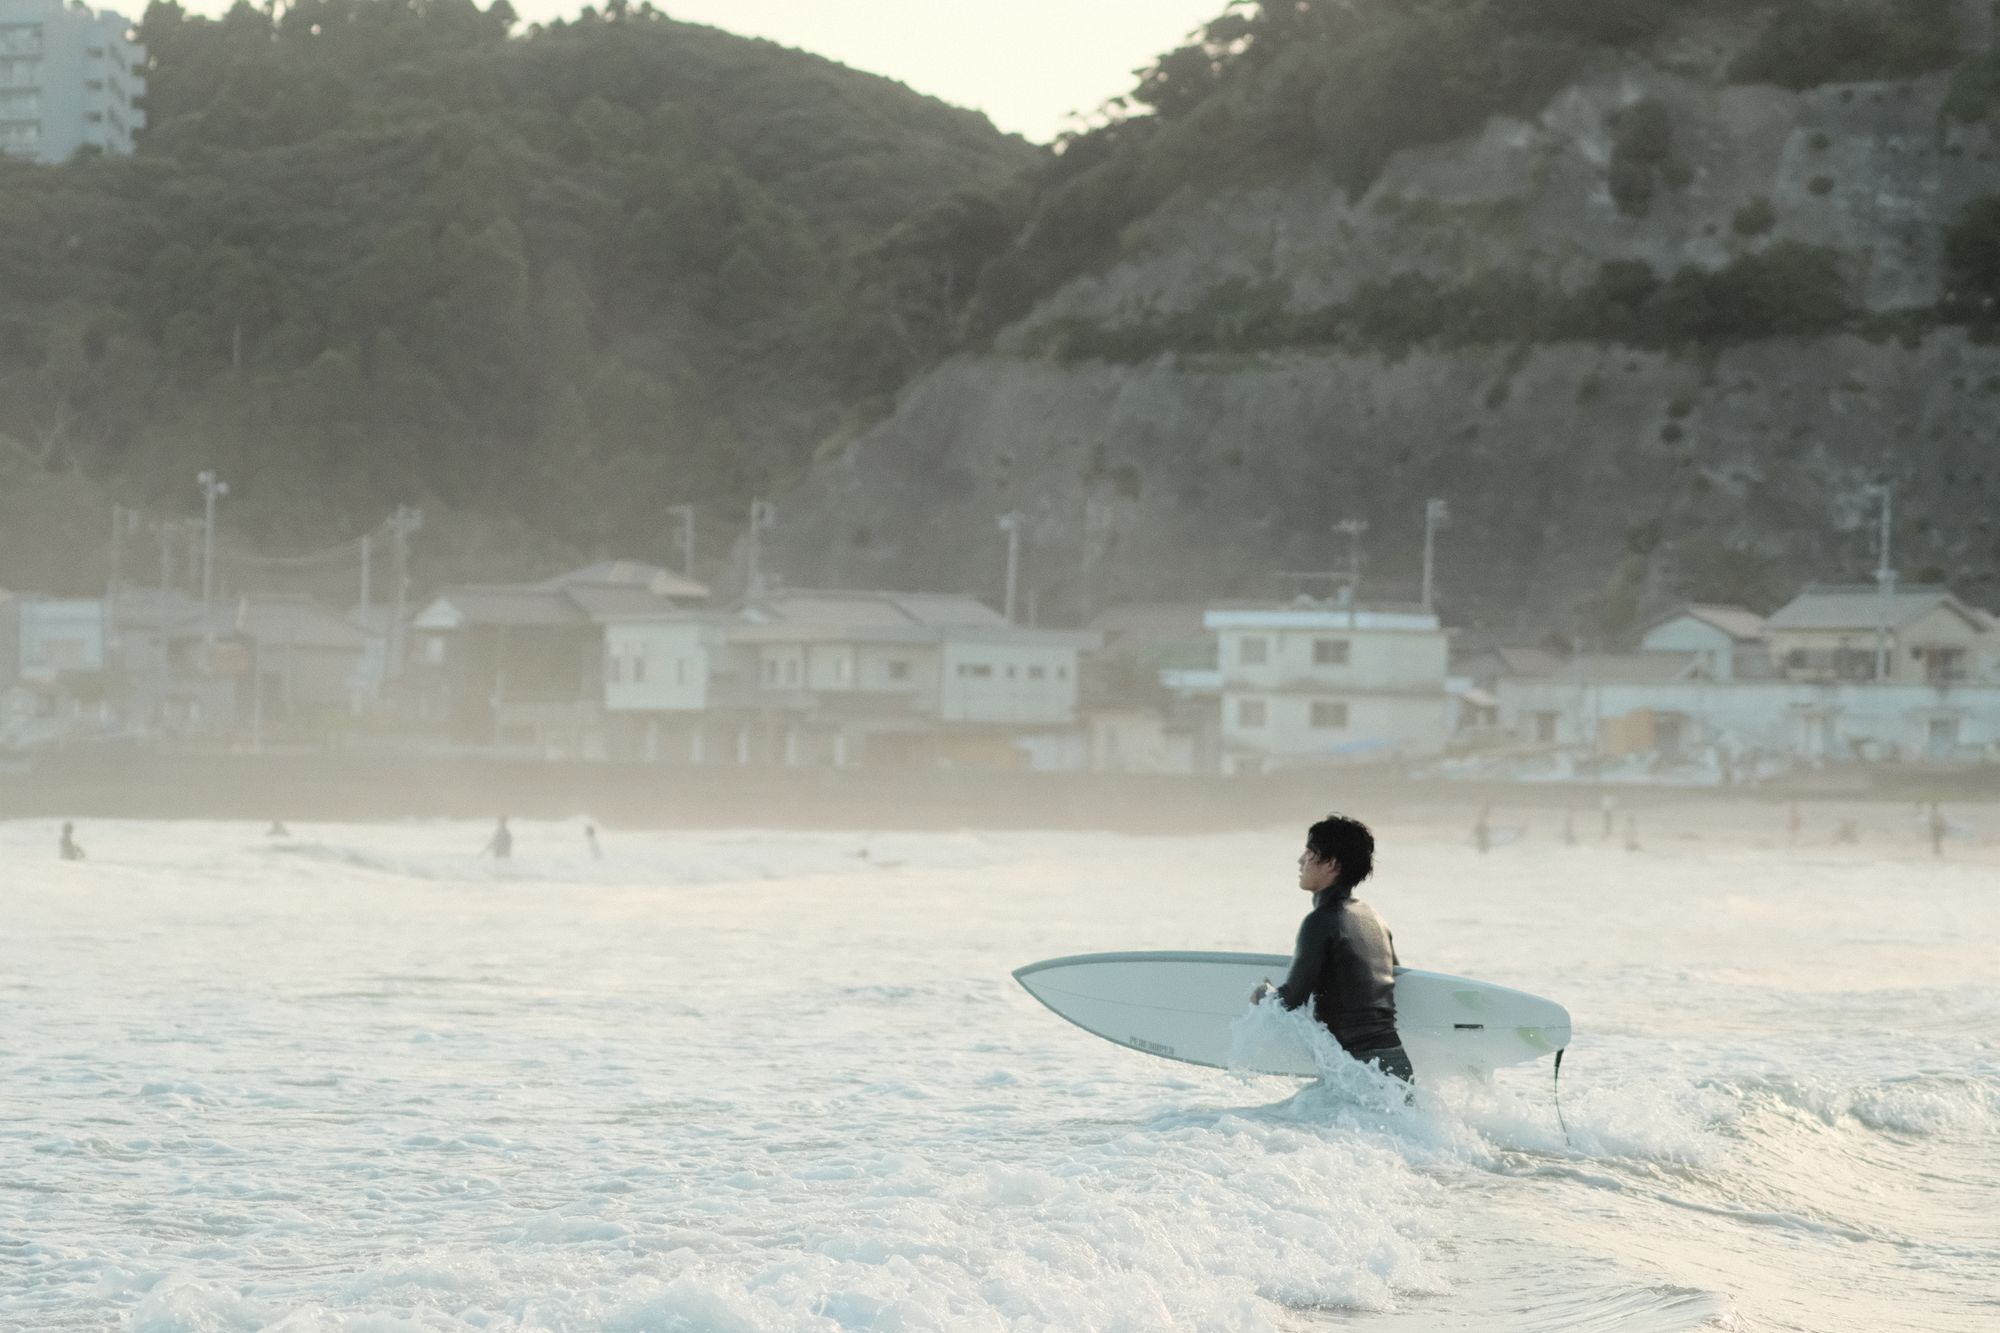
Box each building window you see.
[887,659,910,681]
[1027,665,1045,680]
[633,652,646,684]
[1056,665,1068,680]
[1239,636,1268,665]
[1237,698,1266,728]
[1918,646,1966,683]
[783,659,799,685]
[957,663,992,679]
[1310,701,1348,729]
[762,658,777,685]
[1312,638,1350,666]
[1005,664,1016,678]
[676,658,686,686]
[1532,711,1558,744]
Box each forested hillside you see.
[774,0,2000,634]
[0,0,1031,591]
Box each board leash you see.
[1553,1046,1571,1147]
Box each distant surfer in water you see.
[481,816,513,860]
[1254,813,1412,1084]
[59,821,85,861]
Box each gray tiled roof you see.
[535,560,709,601]
[1542,651,1706,684]
[234,595,369,650]
[1669,604,1767,642]
[1766,585,1981,632]
[750,590,1005,629]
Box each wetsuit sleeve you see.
[1275,912,1330,1010]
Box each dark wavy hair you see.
[1306,813,1375,894]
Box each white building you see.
[1498,658,2000,765]
[1765,585,1997,685]
[0,0,144,162]
[407,560,711,756]
[1206,602,1453,774]
[1639,604,1770,681]
[0,593,103,682]
[717,590,1099,769]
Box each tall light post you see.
[668,504,696,581]
[1867,482,1895,682]
[197,469,228,645]
[389,504,422,680]
[745,499,776,599]
[997,511,1023,623]
[1332,519,1368,625]
[1421,498,1450,616]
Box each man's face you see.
[1297,845,1339,894]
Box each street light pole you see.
[1421,498,1450,616]
[669,504,696,581]
[745,499,775,599]
[1869,483,1895,682]
[1332,519,1368,626]
[997,511,1023,623]
[197,470,228,646]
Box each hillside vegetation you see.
[0,0,1029,590]
[773,0,2000,634]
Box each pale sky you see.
[592,1,1230,140]
[186,0,1234,143]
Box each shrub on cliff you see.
[1943,194,2000,321]
[1730,0,1959,89]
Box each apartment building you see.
[1206,601,1453,774]
[0,0,144,162]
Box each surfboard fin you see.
[1553,1047,1572,1148]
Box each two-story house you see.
[1765,586,1993,685]
[408,561,709,754]
[1639,604,1772,681]
[713,590,1100,768]
[1206,601,1452,774]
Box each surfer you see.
[585,823,602,860]
[481,816,513,860]
[59,821,85,861]
[1255,813,1412,1084]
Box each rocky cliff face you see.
[775,5,2000,634]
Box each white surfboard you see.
[1013,951,1569,1077]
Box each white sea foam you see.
[3,817,1994,1330]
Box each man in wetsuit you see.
[1255,813,1412,1083]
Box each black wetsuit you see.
[1276,890,1409,1077]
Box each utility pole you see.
[104,505,140,690]
[1332,519,1368,626]
[1420,498,1450,616]
[1869,482,1895,682]
[389,504,422,680]
[197,470,228,646]
[745,499,776,599]
[997,511,1023,623]
[669,504,696,581]
[1080,498,1111,621]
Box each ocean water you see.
[2,813,1995,1332]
